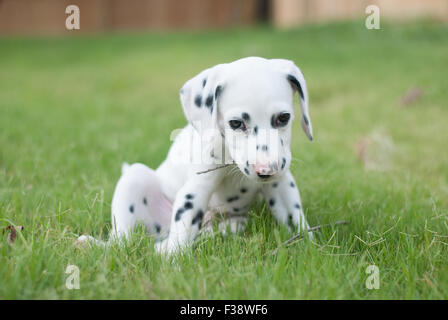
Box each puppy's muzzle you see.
[253,162,278,179]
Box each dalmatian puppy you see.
[77,57,313,255]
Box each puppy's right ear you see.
[269,59,313,141]
[180,64,226,134]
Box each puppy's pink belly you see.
[154,193,172,228]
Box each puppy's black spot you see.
[185,194,194,200]
[192,210,204,225]
[194,94,202,107]
[262,145,268,151]
[215,85,222,99]
[227,195,239,203]
[129,205,134,213]
[155,224,161,233]
[303,115,309,125]
[281,157,286,170]
[205,95,213,108]
[290,182,295,188]
[269,199,275,207]
[254,126,258,135]
[175,208,185,221]
[184,201,193,210]
[240,187,247,193]
[233,207,240,212]
[202,78,207,88]
[287,74,304,100]
[244,168,250,175]
[281,138,284,146]
[246,160,249,168]
[271,114,276,128]
[256,145,260,150]
[143,197,147,205]
[288,214,294,228]
[294,203,301,209]
[242,112,250,122]
[272,182,278,188]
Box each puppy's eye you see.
[229,120,246,131]
[275,113,290,127]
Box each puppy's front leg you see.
[261,170,312,238]
[156,169,224,255]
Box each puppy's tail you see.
[76,230,130,248]
[121,162,130,174]
[75,235,108,248]
[75,229,128,248]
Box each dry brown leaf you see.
[3,225,24,244]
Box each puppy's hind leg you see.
[77,163,172,247]
[111,162,172,242]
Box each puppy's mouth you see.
[257,173,273,180]
[256,174,284,184]
[238,166,281,183]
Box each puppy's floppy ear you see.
[269,59,313,141]
[179,64,226,134]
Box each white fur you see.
[77,57,314,255]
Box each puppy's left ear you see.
[269,59,313,141]
[179,64,226,134]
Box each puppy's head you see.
[180,57,313,183]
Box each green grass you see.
[1,20,447,299]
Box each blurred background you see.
[1,0,448,35]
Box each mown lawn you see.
[0,20,447,299]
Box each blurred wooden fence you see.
[0,0,260,35]
[0,0,447,35]
[271,0,448,27]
